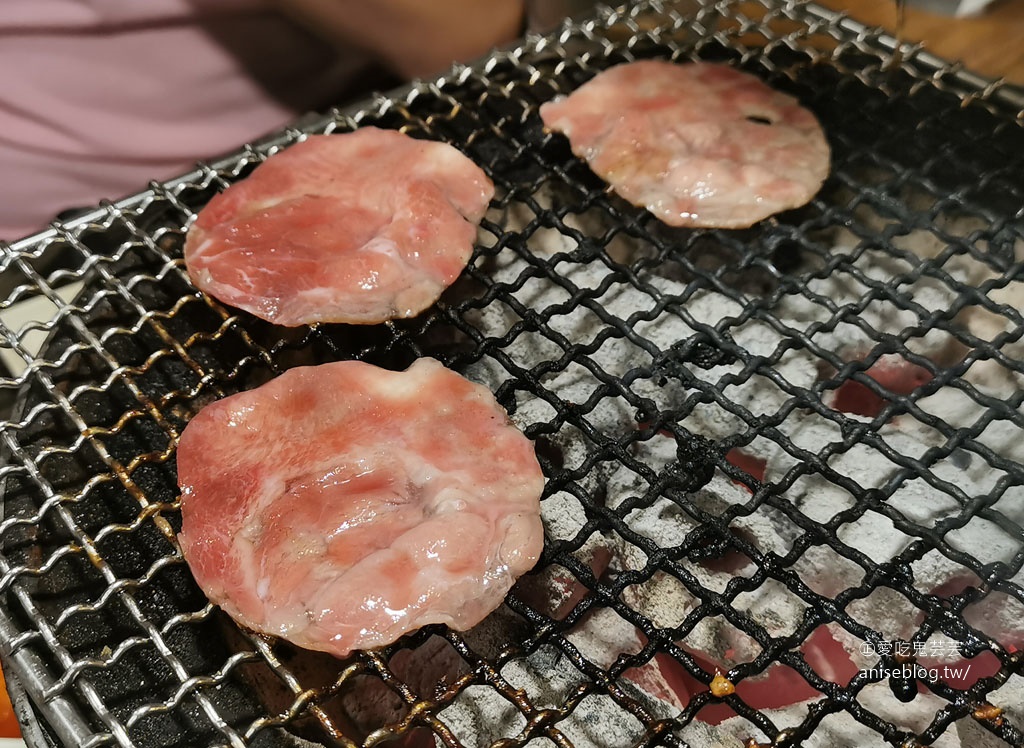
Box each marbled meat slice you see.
[176,358,544,658]
[184,129,494,326]
[540,61,830,228]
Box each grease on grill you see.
[710,671,736,698]
[656,336,737,375]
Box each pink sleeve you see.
[0,0,370,240]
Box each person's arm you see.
[268,0,526,78]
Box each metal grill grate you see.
[1,1,1023,746]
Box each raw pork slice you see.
[176,358,545,658]
[184,129,494,326]
[540,60,830,228]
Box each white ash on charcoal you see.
[480,191,633,292]
[757,366,1023,615]
[793,510,1014,651]
[952,278,1024,394]
[823,585,1022,690]
[490,184,629,253]
[771,270,957,378]
[436,626,676,748]
[603,440,807,665]
[636,617,1019,748]
[832,193,998,278]
[673,598,1002,747]
[467,239,669,387]
[985,487,1024,590]
[763,398,1023,574]
[885,209,1022,289]
[677,685,964,748]
[957,711,1024,748]
[473,209,822,467]
[466,363,636,625]
[452,190,1023,748]
[954,276,1024,340]
[535,489,589,546]
[514,532,613,622]
[488,191,1019,435]
[560,605,651,670]
[850,679,994,748]
[830,212,1024,397]
[908,387,1024,482]
[536,606,691,722]
[769,231,970,380]
[767,414,930,516]
[435,683,528,748]
[468,223,1021,622]
[630,290,779,438]
[510,359,639,443]
[616,566,699,632]
[975,674,1024,744]
[610,432,798,553]
[325,612,534,738]
[963,590,1024,649]
[612,287,825,471]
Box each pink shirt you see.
[0,0,370,240]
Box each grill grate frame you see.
[1,1,1023,747]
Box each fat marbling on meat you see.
[184,129,493,326]
[540,60,830,228]
[176,358,544,658]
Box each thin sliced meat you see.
[176,358,544,658]
[184,129,494,326]
[540,60,830,229]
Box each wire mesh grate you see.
[1,1,1023,746]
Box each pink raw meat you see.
[540,60,830,228]
[176,358,545,658]
[184,129,494,326]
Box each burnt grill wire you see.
[1,0,1023,746]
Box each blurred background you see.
[818,0,1023,82]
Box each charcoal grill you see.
[1,1,1023,746]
